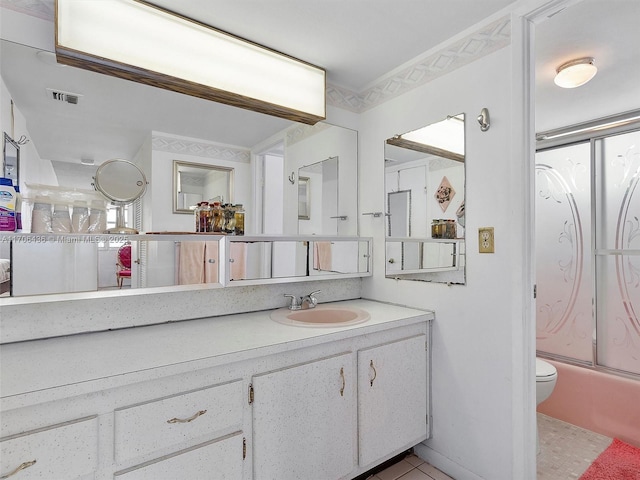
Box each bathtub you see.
[537,360,640,447]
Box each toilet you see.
[536,358,558,405]
[536,358,558,454]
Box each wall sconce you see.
[554,57,597,89]
[55,0,326,125]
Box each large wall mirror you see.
[0,39,360,302]
[384,114,466,284]
[173,161,234,213]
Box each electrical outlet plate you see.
[478,227,494,253]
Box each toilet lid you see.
[536,358,557,378]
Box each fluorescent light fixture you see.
[387,115,465,163]
[554,57,597,88]
[55,0,326,124]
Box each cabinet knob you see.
[340,367,345,397]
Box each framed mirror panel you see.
[173,161,234,214]
[384,113,466,284]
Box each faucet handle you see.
[307,290,321,306]
[284,294,302,310]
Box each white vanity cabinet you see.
[0,300,432,480]
[357,335,428,468]
[0,416,99,480]
[251,353,355,480]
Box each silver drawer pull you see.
[167,409,207,424]
[1,460,37,479]
[369,360,377,387]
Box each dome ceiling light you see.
[554,57,597,88]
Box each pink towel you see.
[313,241,332,271]
[229,242,247,280]
[178,242,205,285]
[204,241,219,284]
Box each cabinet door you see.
[252,352,354,480]
[114,432,243,480]
[358,335,427,468]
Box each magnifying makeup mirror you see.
[93,159,148,234]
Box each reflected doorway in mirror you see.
[298,176,310,220]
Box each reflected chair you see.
[116,243,132,288]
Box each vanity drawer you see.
[0,415,98,480]
[114,380,243,463]
[114,432,243,480]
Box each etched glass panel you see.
[595,130,640,374]
[535,142,593,362]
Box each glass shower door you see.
[595,130,640,375]
[535,142,593,363]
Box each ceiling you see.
[534,0,640,133]
[1,0,639,171]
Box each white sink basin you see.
[270,304,370,327]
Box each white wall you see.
[360,44,533,479]
[1,78,58,191]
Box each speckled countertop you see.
[0,299,432,406]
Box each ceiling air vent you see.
[46,88,82,105]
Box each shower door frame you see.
[536,121,640,380]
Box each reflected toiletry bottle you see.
[234,204,245,235]
[224,205,235,234]
[431,219,442,239]
[194,202,203,232]
[444,220,456,239]
[211,202,223,232]
[199,202,212,232]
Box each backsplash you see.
[0,278,363,343]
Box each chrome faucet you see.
[284,290,321,310]
[284,294,302,310]
[300,290,321,309]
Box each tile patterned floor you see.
[537,413,612,479]
[369,454,454,480]
[370,414,612,480]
